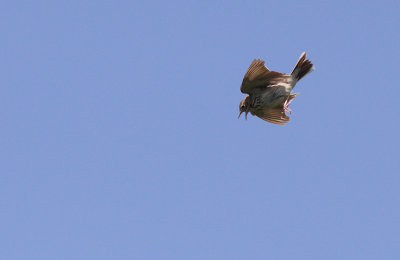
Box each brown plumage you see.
[238,52,314,125]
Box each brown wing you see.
[241,59,286,94]
[255,108,290,125]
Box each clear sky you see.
[1,0,400,259]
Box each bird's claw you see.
[283,99,292,114]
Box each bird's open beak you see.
[238,111,249,120]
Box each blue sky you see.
[1,0,399,259]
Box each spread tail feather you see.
[290,52,314,81]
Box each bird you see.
[238,52,314,125]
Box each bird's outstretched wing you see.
[241,59,287,94]
[255,108,290,125]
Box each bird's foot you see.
[283,99,292,114]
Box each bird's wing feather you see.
[241,59,287,94]
[255,108,290,125]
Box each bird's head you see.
[238,96,250,119]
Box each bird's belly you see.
[260,85,291,107]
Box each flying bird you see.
[238,52,314,125]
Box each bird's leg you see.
[283,98,292,114]
[283,93,298,114]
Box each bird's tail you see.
[290,52,314,81]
